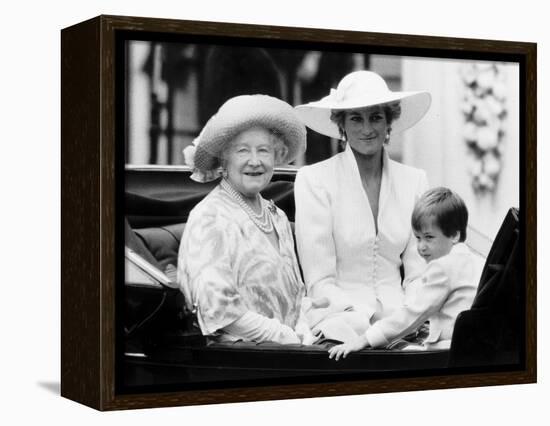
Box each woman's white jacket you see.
[294,144,428,320]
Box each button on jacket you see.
[294,144,428,320]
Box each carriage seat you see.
[133,223,185,271]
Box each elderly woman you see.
[293,70,432,343]
[177,94,313,344]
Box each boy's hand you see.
[328,334,369,361]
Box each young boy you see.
[328,187,482,359]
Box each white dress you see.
[294,145,428,339]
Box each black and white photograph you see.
[122,34,524,393]
[6,0,547,423]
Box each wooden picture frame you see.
[61,14,536,411]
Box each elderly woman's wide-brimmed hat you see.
[184,94,307,182]
[294,70,431,139]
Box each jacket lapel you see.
[342,144,375,234]
[342,145,393,237]
[377,148,393,225]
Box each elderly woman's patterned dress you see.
[177,184,305,341]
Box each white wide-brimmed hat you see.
[184,94,307,182]
[295,70,431,139]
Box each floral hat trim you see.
[183,143,224,183]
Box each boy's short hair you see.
[411,187,469,242]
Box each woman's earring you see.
[385,132,390,143]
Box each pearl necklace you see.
[221,179,274,234]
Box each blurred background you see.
[125,40,519,244]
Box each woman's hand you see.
[278,325,301,344]
[295,319,317,345]
[305,297,352,328]
[328,334,369,361]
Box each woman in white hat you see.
[293,71,432,343]
[177,94,314,344]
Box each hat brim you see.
[193,95,307,172]
[295,91,431,139]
